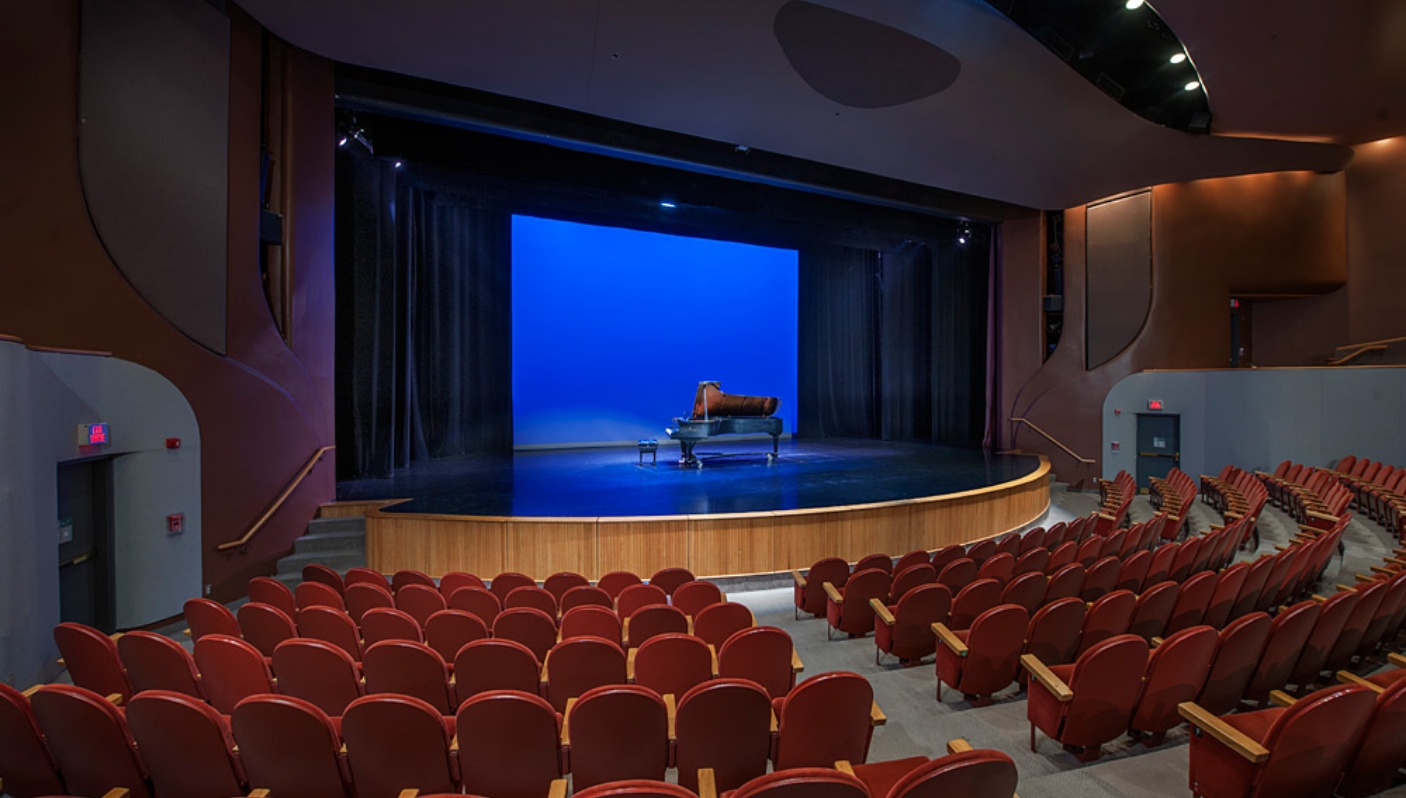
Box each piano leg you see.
[679,440,699,466]
[768,433,779,461]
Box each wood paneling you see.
[317,500,404,518]
[845,505,913,561]
[688,513,776,577]
[366,513,505,576]
[771,509,848,571]
[597,517,688,580]
[505,519,597,580]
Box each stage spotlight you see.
[1125,0,1144,8]
[1170,52,1186,64]
[659,201,677,209]
[394,161,403,168]
[1184,80,1201,91]
[338,136,348,147]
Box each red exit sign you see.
[1147,400,1164,411]
[77,423,110,446]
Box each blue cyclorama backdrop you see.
[512,215,799,448]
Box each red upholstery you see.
[344,582,395,624]
[966,540,996,565]
[125,690,245,798]
[1042,563,1085,604]
[505,585,560,619]
[648,567,696,597]
[727,767,869,798]
[236,602,297,657]
[618,584,670,619]
[272,639,365,716]
[30,685,151,798]
[561,605,625,644]
[694,602,754,649]
[1045,542,1077,573]
[597,571,645,600]
[391,569,437,593]
[448,585,503,627]
[361,607,424,645]
[436,571,486,600]
[718,626,797,700]
[0,682,66,798]
[302,564,346,596]
[297,605,364,661]
[1202,563,1250,630]
[1128,580,1180,643]
[573,780,699,798]
[489,572,537,604]
[117,631,203,699]
[1022,597,1085,671]
[562,585,615,613]
[995,534,1022,559]
[424,609,488,662]
[1287,589,1358,687]
[295,580,346,612]
[932,558,974,593]
[998,571,1047,614]
[345,566,393,593]
[1197,612,1273,715]
[567,685,670,790]
[363,640,453,713]
[1114,549,1151,593]
[230,695,351,798]
[948,578,1001,631]
[1338,677,1406,798]
[673,581,725,618]
[1020,526,1047,553]
[855,553,893,574]
[875,583,951,663]
[192,635,274,715]
[826,568,891,638]
[855,749,1019,798]
[52,623,132,702]
[929,545,966,573]
[396,583,449,629]
[1243,600,1320,704]
[544,636,628,712]
[1186,684,1376,798]
[495,607,560,662]
[1145,543,1177,587]
[343,694,458,798]
[627,605,690,649]
[1014,547,1050,577]
[453,639,543,705]
[935,605,1028,706]
[1080,556,1120,602]
[1165,571,1217,636]
[772,671,875,769]
[1075,537,1103,569]
[247,577,297,619]
[1326,579,1389,671]
[543,570,591,602]
[1128,626,1218,743]
[1077,589,1136,656]
[455,690,563,798]
[895,550,931,574]
[1358,572,1406,658]
[1045,521,1069,548]
[976,553,1015,585]
[674,679,772,793]
[1027,634,1149,761]
[1101,529,1127,559]
[182,598,240,641]
[1168,538,1204,584]
[634,634,712,699]
[1226,555,1275,622]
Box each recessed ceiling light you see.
[1170,52,1187,64]
[659,201,677,209]
[1125,0,1145,9]
[1184,80,1201,91]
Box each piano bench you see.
[638,439,659,465]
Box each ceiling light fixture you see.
[1184,80,1201,91]
[659,201,677,209]
[1125,0,1145,9]
[1169,52,1186,64]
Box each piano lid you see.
[690,381,779,420]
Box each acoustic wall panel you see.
[1086,191,1152,368]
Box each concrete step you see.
[293,529,366,556]
[275,550,366,579]
[306,516,366,534]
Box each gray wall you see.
[0,339,200,689]
[1102,367,1406,482]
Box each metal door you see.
[1136,414,1180,490]
[57,459,115,632]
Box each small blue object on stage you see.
[638,439,659,465]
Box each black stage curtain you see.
[336,156,512,480]
[799,239,988,445]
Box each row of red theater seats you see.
[1200,465,1270,545]
[1149,467,1200,534]
[1258,461,1355,529]
[1335,455,1406,538]
[1096,471,1138,530]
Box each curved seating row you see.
[1334,455,1406,538]
[1257,461,1354,532]
[1149,467,1199,539]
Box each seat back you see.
[236,602,297,657]
[1080,556,1120,602]
[618,583,670,619]
[774,671,875,770]
[1060,635,1149,747]
[1020,527,1047,553]
[391,569,437,593]
[182,598,240,641]
[494,607,559,662]
[1128,626,1218,736]
[1128,580,1180,643]
[966,540,996,565]
[1043,563,1085,604]
[1359,572,1406,658]
[596,570,644,599]
[363,640,453,713]
[295,580,346,611]
[948,578,1001,630]
[297,605,364,661]
[995,534,1022,559]
[1227,555,1275,621]
[694,601,754,649]
[730,769,869,798]
[1075,537,1103,569]
[999,571,1047,614]
[31,685,151,798]
[424,609,489,662]
[248,576,298,618]
[344,582,395,624]
[1114,549,1152,593]
[1254,684,1378,798]
[895,550,931,574]
[1014,547,1050,576]
[673,581,726,618]
[544,571,592,602]
[230,695,349,798]
[935,558,977,593]
[1196,612,1273,715]
[361,607,425,645]
[448,585,503,627]
[0,682,66,798]
[53,622,132,701]
[544,636,628,712]
[929,545,966,573]
[829,568,890,635]
[192,634,274,715]
[956,605,1030,696]
[889,749,1020,798]
[854,553,893,574]
[627,604,689,649]
[396,583,449,629]
[345,566,393,593]
[125,690,243,798]
[568,685,670,790]
[1288,589,1359,687]
[342,694,457,798]
[452,639,543,705]
[437,571,486,599]
[633,634,713,699]
[506,585,560,618]
[674,679,773,793]
[1046,541,1077,572]
[1144,542,1178,587]
[648,567,696,597]
[561,605,625,644]
[1023,597,1086,672]
[1164,570,1217,636]
[1244,599,1321,703]
[1078,590,1136,655]
[272,638,365,716]
[562,585,615,613]
[117,631,203,699]
[455,690,562,798]
[302,564,346,596]
[1328,579,1390,671]
[1339,677,1406,798]
[718,625,796,699]
[1202,562,1250,630]
[976,553,1015,585]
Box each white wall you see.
[0,339,200,688]
[1102,367,1406,482]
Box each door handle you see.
[1137,452,1179,458]
[59,551,94,568]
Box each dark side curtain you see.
[798,246,881,438]
[336,155,512,480]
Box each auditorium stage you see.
[336,440,1050,581]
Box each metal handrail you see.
[1009,417,1095,465]
[216,445,335,552]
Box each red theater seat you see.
[437,570,485,599]
[626,604,690,649]
[561,605,625,644]
[1020,526,1047,553]
[976,552,1014,585]
[490,571,538,605]
[1045,541,1077,573]
[895,550,931,575]
[363,640,454,714]
[1114,549,1152,593]
[543,636,628,712]
[125,690,246,798]
[772,671,880,770]
[1021,597,1085,677]
[565,685,670,790]
[1197,613,1273,716]
[455,690,564,798]
[342,694,458,798]
[673,581,725,618]
[116,631,203,700]
[935,557,977,593]
[391,569,437,593]
[506,585,561,619]
[344,582,395,624]
[1025,634,1149,762]
[674,679,772,793]
[396,583,449,629]
[855,553,893,574]
[947,578,1001,631]
[297,605,365,661]
[934,604,1029,707]
[192,635,274,715]
[448,585,503,627]
[1336,676,1406,798]
[1128,580,1179,643]
[1287,590,1358,688]
[1226,556,1275,623]
[424,608,488,662]
[995,534,1022,559]
[562,585,615,614]
[849,741,1019,798]
[633,633,713,699]
[718,626,799,700]
[302,564,346,596]
[648,567,695,597]
[966,540,996,566]
[295,580,346,612]
[826,568,891,638]
[1014,547,1050,577]
[230,694,351,798]
[1202,563,1250,630]
[597,571,645,600]
[360,607,424,646]
[1326,579,1389,672]
[53,622,133,703]
[453,639,543,705]
[345,566,393,593]
[793,560,848,619]
[30,685,152,798]
[0,682,67,798]
[182,598,240,642]
[544,571,590,603]
[618,583,670,619]
[1080,556,1120,602]
[873,582,951,664]
[1077,589,1136,656]
[694,602,754,649]
[1243,600,1320,705]
[929,545,966,573]
[1128,626,1218,745]
[272,638,365,717]
[998,571,1047,614]
[1165,571,1217,636]
[723,768,869,798]
[236,602,296,658]
[494,607,559,662]
[1042,563,1085,604]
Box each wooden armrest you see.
[1389,653,1406,668]
[870,701,886,726]
[627,648,637,682]
[105,693,123,706]
[665,693,677,740]
[792,648,804,674]
[21,684,41,698]
[1274,545,1288,552]
[100,790,130,798]
[561,697,576,745]
[1358,574,1381,583]
[1178,702,1269,763]
[1312,594,1329,602]
[1389,558,1406,567]
[1150,636,1164,648]
[397,791,418,798]
[709,644,718,677]
[108,632,124,642]
[249,791,270,798]
[541,659,550,683]
[932,622,967,656]
[697,769,717,798]
[1307,509,1340,522]
[1096,512,1116,522]
[1020,654,1073,702]
[770,708,778,733]
[823,582,844,603]
[947,738,974,754]
[1337,671,1384,692]
[791,570,807,588]
[1268,690,1297,707]
[182,628,192,637]
[1337,584,1358,592]
[870,598,895,626]
[834,760,855,776]
[548,780,568,798]
[449,734,458,752]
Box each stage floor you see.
[338,439,1042,518]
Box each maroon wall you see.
[0,2,335,602]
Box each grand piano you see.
[666,381,783,466]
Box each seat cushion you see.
[853,756,929,798]
[1221,707,1283,743]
